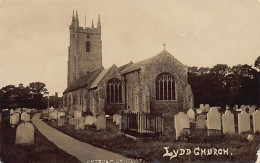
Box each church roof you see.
[63,68,103,94]
[90,65,115,89]
[121,50,187,74]
[118,61,133,72]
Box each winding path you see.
[32,113,128,162]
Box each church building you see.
[62,11,194,117]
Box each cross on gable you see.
[163,43,166,50]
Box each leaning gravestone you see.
[174,112,190,140]
[253,110,260,133]
[85,115,94,126]
[200,104,205,112]
[207,107,221,130]
[222,110,235,134]
[15,122,34,145]
[187,108,195,122]
[196,114,207,129]
[96,114,106,130]
[205,104,210,112]
[238,111,250,134]
[115,115,122,126]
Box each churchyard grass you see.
[0,112,80,163]
[46,118,259,162]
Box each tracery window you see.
[86,41,91,52]
[107,78,122,104]
[155,73,176,100]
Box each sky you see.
[0,0,260,96]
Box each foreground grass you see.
[0,113,80,163]
[46,119,259,163]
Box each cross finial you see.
[163,43,166,50]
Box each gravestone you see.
[10,109,14,115]
[113,114,120,123]
[199,104,205,112]
[75,118,85,131]
[85,115,94,126]
[96,114,106,130]
[222,110,235,134]
[207,107,221,130]
[58,118,65,127]
[120,117,127,131]
[93,115,97,125]
[15,122,34,145]
[225,105,230,110]
[174,112,190,140]
[21,112,27,121]
[196,109,203,114]
[253,110,260,133]
[196,114,207,129]
[240,105,246,112]
[115,115,122,126]
[74,110,82,119]
[187,108,195,122]
[24,113,30,122]
[238,111,250,134]
[49,110,58,120]
[205,104,210,112]
[57,112,66,120]
[249,106,256,116]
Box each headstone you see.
[240,105,246,112]
[115,115,122,126]
[57,112,66,120]
[199,104,205,112]
[196,109,203,114]
[249,106,256,115]
[85,115,94,126]
[225,105,230,110]
[58,118,65,127]
[207,107,221,130]
[174,112,190,140]
[74,110,82,119]
[15,122,34,145]
[21,112,26,121]
[253,110,260,133]
[187,108,195,122]
[93,115,97,125]
[205,104,210,112]
[75,117,85,131]
[196,115,207,129]
[96,114,106,130]
[10,113,19,127]
[24,113,31,122]
[49,110,58,120]
[222,110,235,134]
[238,111,250,134]
[10,109,14,115]
[247,134,254,142]
[120,117,127,131]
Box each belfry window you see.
[86,41,91,52]
[107,78,122,104]
[156,73,176,100]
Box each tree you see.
[28,82,48,109]
[254,56,260,70]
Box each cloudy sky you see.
[0,0,260,96]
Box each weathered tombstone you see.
[199,104,205,112]
[205,104,210,112]
[49,110,58,120]
[120,116,127,131]
[58,118,65,127]
[253,110,260,133]
[222,110,235,134]
[75,117,85,131]
[187,108,195,122]
[196,115,207,129]
[225,105,230,110]
[74,110,82,119]
[85,115,94,126]
[24,113,31,122]
[96,114,106,130]
[115,115,122,126]
[93,115,97,125]
[207,107,221,130]
[240,105,246,112]
[249,106,256,116]
[10,109,14,115]
[15,122,34,145]
[196,109,203,114]
[21,112,26,121]
[238,111,250,134]
[174,112,190,140]
[57,111,66,120]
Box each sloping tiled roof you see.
[90,65,115,89]
[63,68,103,94]
[118,61,133,72]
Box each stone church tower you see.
[67,11,102,86]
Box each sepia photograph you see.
[0,0,260,162]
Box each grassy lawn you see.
[46,118,259,163]
[0,112,80,163]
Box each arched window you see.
[156,73,176,100]
[86,41,91,52]
[107,78,122,104]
